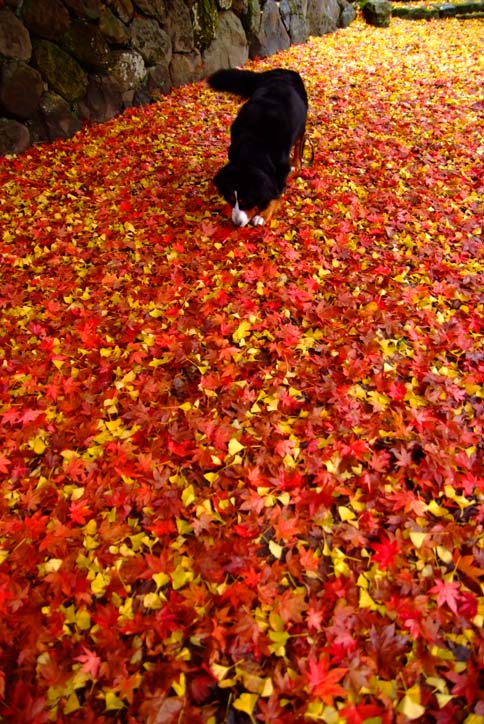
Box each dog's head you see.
[214,163,277,227]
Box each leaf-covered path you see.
[1,16,483,724]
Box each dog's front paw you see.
[251,215,265,226]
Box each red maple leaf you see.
[233,523,258,539]
[147,519,176,536]
[0,453,10,474]
[68,499,92,525]
[246,466,268,488]
[1,408,20,426]
[391,445,413,469]
[306,606,324,632]
[307,656,347,704]
[20,408,44,427]
[74,647,101,678]
[341,702,391,724]
[371,537,399,569]
[429,579,461,614]
[446,663,482,705]
[275,438,297,458]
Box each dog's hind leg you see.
[251,198,280,226]
[292,130,306,171]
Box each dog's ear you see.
[213,164,233,193]
[213,162,234,196]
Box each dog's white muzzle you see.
[231,193,249,227]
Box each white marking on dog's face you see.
[231,191,249,227]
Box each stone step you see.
[392,0,484,17]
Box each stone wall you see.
[0,0,356,156]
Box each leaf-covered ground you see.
[1,16,484,724]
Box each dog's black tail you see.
[207,69,261,98]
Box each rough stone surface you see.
[147,63,172,97]
[0,10,32,62]
[61,20,112,70]
[110,50,146,92]
[21,0,71,41]
[362,0,392,26]
[63,0,102,19]
[99,6,130,45]
[238,0,262,38]
[339,0,357,27]
[33,39,88,102]
[163,0,194,53]
[0,61,44,120]
[132,0,165,20]
[203,11,249,75]
[78,73,124,121]
[307,0,341,34]
[192,0,219,51]
[280,0,309,44]
[250,0,291,58]
[390,2,484,19]
[0,118,30,155]
[130,17,172,66]
[107,0,134,23]
[170,50,203,87]
[0,0,356,155]
[38,91,82,140]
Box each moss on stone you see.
[33,39,88,102]
[192,0,219,51]
[391,0,484,17]
[239,0,261,37]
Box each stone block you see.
[339,0,356,27]
[61,20,112,71]
[307,0,341,35]
[0,60,44,119]
[0,9,32,62]
[110,50,146,92]
[21,0,71,41]
[203,10,249,74]
[146,63,172,97]
[192,0,219,51]
[0,117,30,155]
[280,0,309,44]
[132,0,165,21]
[250,0,290,58]
[362,0,392,26]
[38,91,82,140]
[78,73,124,122]
[63,0,102,20]
[33,39,88,102]
[163,0,194,53]
[99,6,130,46]
[130,18,172,66]
[107,0,134,24]
[170,50,203,87]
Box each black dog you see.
[208,68,308,227]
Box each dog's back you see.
[209,68,307,158]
